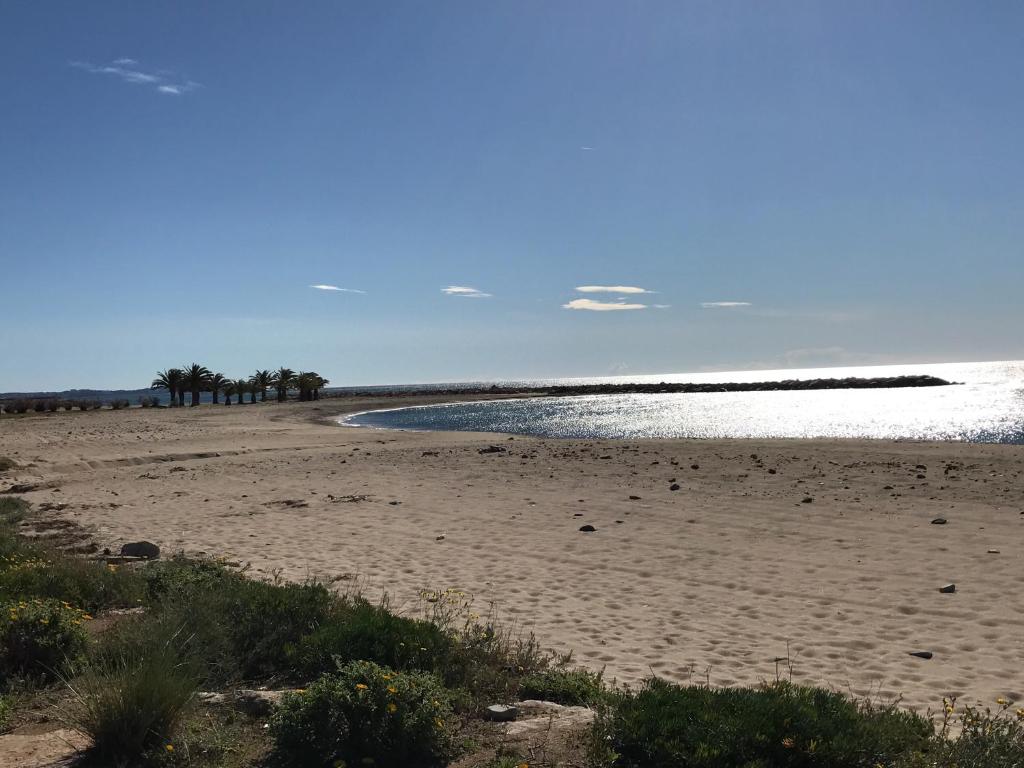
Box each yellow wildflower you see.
[165,744,174,753]
[782,737,795,748]
[386,685,397,695]
[355,683,368,691]
[387,702,397,714]
[997,698,1008,706]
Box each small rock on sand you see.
[939,584,956,593]
[931,518,947,525]
[579,524,596,532]
[670,483,680,491]
[120,541,160,559]
[908,651,934,660]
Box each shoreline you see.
[2,396,1022,714]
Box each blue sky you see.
[1,1,1022,391]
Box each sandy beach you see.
[2,398,1022,715]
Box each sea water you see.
[340,361,1024,443]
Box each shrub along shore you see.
[1,495,1022,767]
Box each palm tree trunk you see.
[212,390,219,405]
[249,390,256,404]
[191,389,199,407]
[261,389,267,402]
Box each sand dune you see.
[2,397,1022,714]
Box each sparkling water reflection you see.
[341,361,1024,443]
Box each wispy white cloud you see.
[157,81,201,95]
[652,304,671,309]
[70,59,201,95]
[563,298,646,311]
[309,284,366,294]
[442,285,492,298]
[701,301,752,308]
[580,146,595,151]
[575,285,653,294]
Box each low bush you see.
[898,700,1024,768]
[0,597,90,680]
[63,401,74,411]
[8,400,30,414]
[520,667,606,706]
[0,693,11,730]
[292,598,454,680]
[109,399,131,410]
[142,559,334,684]
[0,550,144,612]
[45,400,60,413]
[589,678,932,768]
[271,659,458,768]
[32,400,47,413]
[67,637,199,765]
[0,457,15,472]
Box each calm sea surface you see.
[340,361,1024,443]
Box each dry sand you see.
[2,397,1022,715]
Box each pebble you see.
[908,651,933,660]
[669,483,680,491]
[579,524,596,532]
[939,584,956,594]
[931,518,947,525]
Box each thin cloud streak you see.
[575,285,653,294]
[442,285,492,298]
[563,298,646,311]
[70,59,201,95]
[701,301,752,308]
[309,284,366,294]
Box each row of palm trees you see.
[151,365,329,407]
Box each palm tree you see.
[151,368,184,407]
[252,370,273,402]
[295,371,314,402]
[233,379,250,405]
[208,373,229,405]
[271,367,294,402]
[312,374,329,401]
[223,382,235,405]
[181,363,212,407]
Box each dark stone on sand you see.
[579,524,596,532]
[478,446,507,454]
[768,468,777,474]
[691,464,700,470]
[939,584,956,594]
[931,518,947,525]
[485,704,519,721]
[908,651,933,660]
[670,484,680,491]
[801,497,813,503]
[629,495,641,500]
[120,541,160,559]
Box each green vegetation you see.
[2,495,1024,767]
[0,457,15,472]
[271,660,458,768]
[0,597,90,680]
[65,638,199,765]
[292,598,455,681]
[520,667,606,706]
[587,678,932,768]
